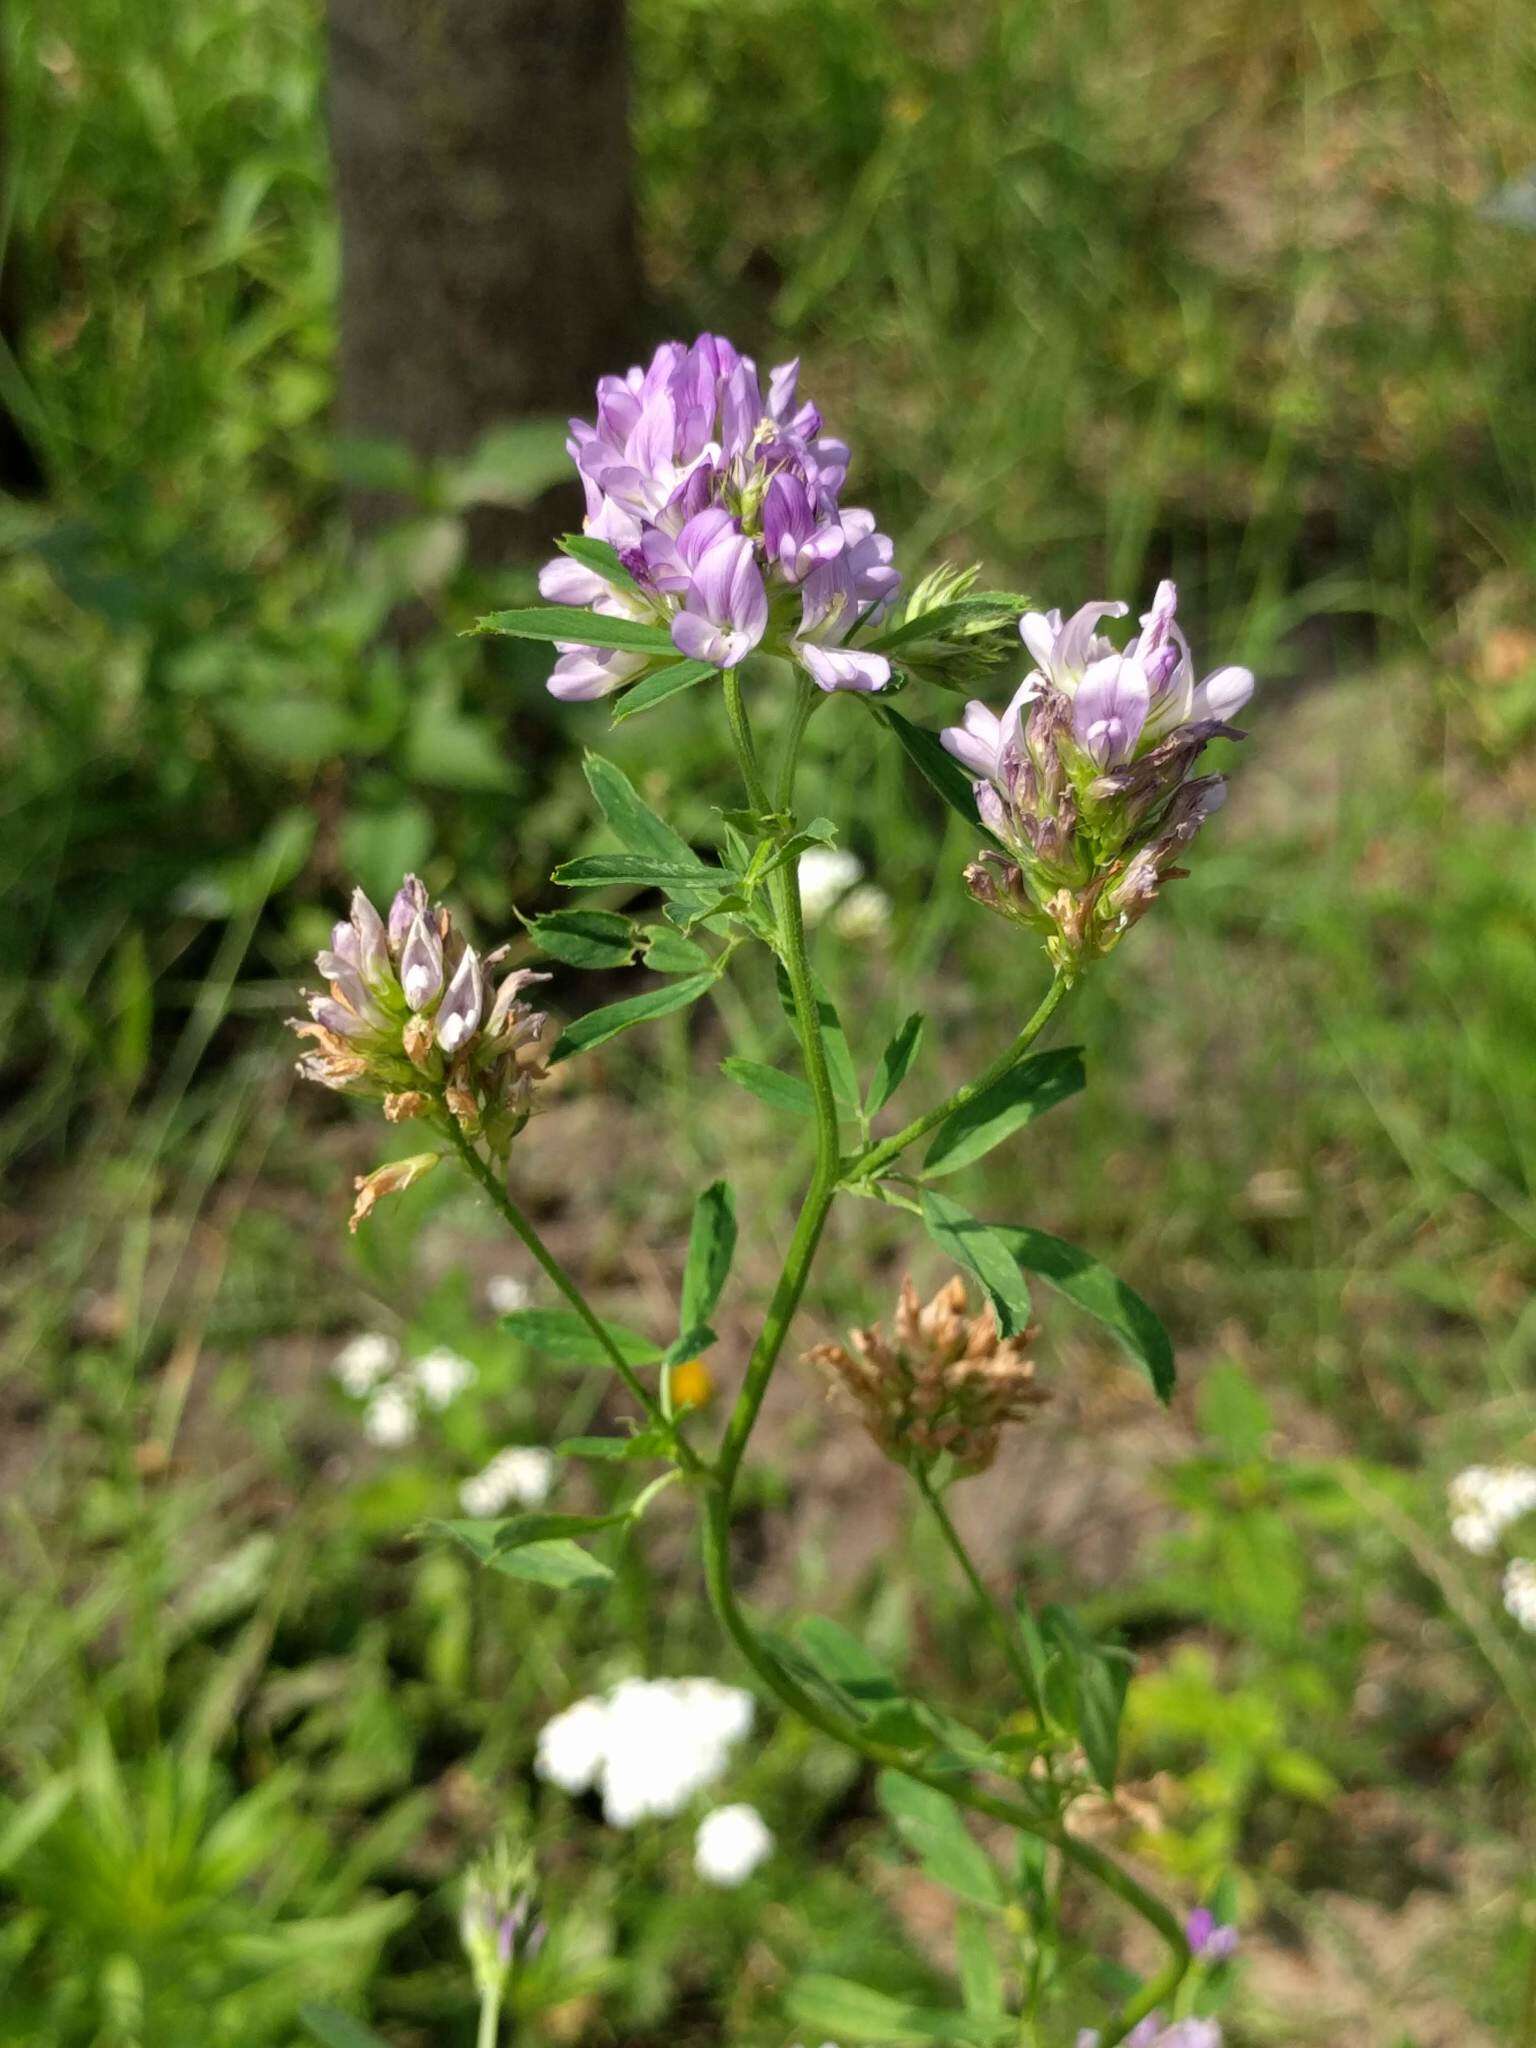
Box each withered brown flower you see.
[803,1274,1047,1475]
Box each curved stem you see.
[702,1490,1187,2044]
[716,666,844,1489]
[443,1121,696,1465]
[708,670,1186,2042]
[774,672,821,813]
[848,972,1069,1182]
[913,1464,1043,1722]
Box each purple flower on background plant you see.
[1078,2019,1222,2048]
[1186,1905,1240,1963]
[540,334,900,698]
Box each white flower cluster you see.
[460,1445,556,1517]
[1504,1558,1536,1633]
[693,1802,774,1886]
[796,847,891,942]
[536,1676,754,1828]
[1447,1464,1536,1555]
[331,1331,478,1448]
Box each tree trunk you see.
[0,21,42,496]
[323,0,642,548]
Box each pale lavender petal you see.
[671,609,730,667]
[941,702,1005,780]
[308,994,369,1039]
[387,875,429,947]
[547,647,646,701]
[400,911,445,1011]
[1019,609,1062,670]
[436,947,485,1052]
[1190,664,1254,721]
[798,643,889,693]
[1055,599,1129,678]
[1073,655,1149,767]
[329,919,362,970]
[539,555,610,606]
[350,888,392,988]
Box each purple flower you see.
[1186,1906,1239,1964]
[539,335,900,697]
[670,518,769,669]
[943,582,1253,974]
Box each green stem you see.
[443,1121,695,1465]
[710,673,1185,2041]
[716,667,844,1490]
[774,672,821,813]
[476,1984,502,2048]
[848,972,1070,1182]
[913,1464,1043,1722]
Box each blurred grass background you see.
[3,0,1536,2042]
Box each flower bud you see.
[436,946,485,1053]
[400,911,444,1012]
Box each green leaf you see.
[721,1056,815,1118]
[796,1617,906,1706]
[611,659,716,722]
[993,1225,1174,1404]
[1041,1608,1130,1793]
[642,925,713,974]
[681,1181,737,1329]
[553,854,724,890]
[584,752,703,867]
[773,960,859,1110]
[431,1522,614,1589]
[788,1976,1012,2045]
[500,1307,657,1365]
[919,1191,1032,1338]
[557,1429,671,1462]
[301,2008,392,2048]
[491,1540,614,1590]
[550,970,717,1062]
[955,1909,1006,2017]
[877,1773,1004,1908]
[922,1047,1085,1177]
[874,705,988,836]
[470,604,674,654]
[866,594,1026,654]
[867,1012,926,1117]
[526,907,638,969]
[432,1511,631,1551]
[556,532,644,599]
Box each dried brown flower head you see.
[803,1274,1047,1475]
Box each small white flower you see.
[694,1802,773,1885]
[536,1695,610,1794]
[535,1675,755,1828]
[362,1385,417,1448]
[460,1446,556,1517]
[831,882,892,943]
[412,1346,476,1409]
[1504,1558,1536,1632]
[332,1332,399,1397]
[486,1273,532,1314]
[1448,1464,1536,1552]
[797,847,863,924]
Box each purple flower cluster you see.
[541,335,900,700]
[290,876,550,1168]
[941,583,1253,974]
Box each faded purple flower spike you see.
[943,581,1252,975]
[289,875,552,1215]
[537,334,901,699]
